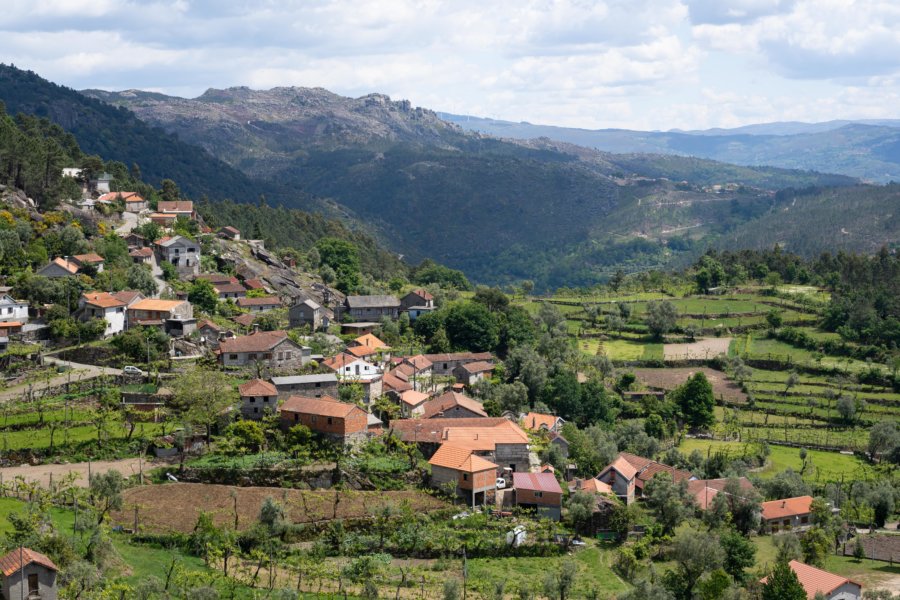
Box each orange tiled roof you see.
[236,296,280,307]
[403,354,433,370]
[239,379,277,397]
[219,330,290,353]
[570,478,613,494]
[382,372,412,393]
[761,496,814,521]
[761,561,861,600]
[72,253,104,264]
[428,444,497,472]
[347,345,379,358]
[353,333,388,349]
[48,257,79,274]
[280,395,359,418]
[522,412,561,431]
[81,291,126,309]
[0,547,58,576]
[157,200,194,213]
[440,420,530,451]
[399,390,429,407]
[389,417,509,444]
[129,299,186,312]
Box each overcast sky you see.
[3,0,899,130]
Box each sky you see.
[2,0,900,131]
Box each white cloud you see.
[0,0,898,129]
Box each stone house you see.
[37,257,80,278]
[596,452,694,505]
[271,374,339,400]
[279,395,369,446]
[239,379,278,420]
[522,412,566,434]
[513,472,563,521]
[0,547,58,600]
[0,295,28,324]
[338,295,400,321]
[218,330,310,369]
[400,288,434,311]
[421,391,488,419]
[155,236,200,277]
[236,296,281,312]
[149,213,177,228]
[157,200,194,218]
[127,299,193,328]
[428,444,498,506]
[213,282,247,300]
[452,360,494,385]
[218,226,241,240]
[71,253,105,273]
[289,298,327,331]
[423,352,494,376]
[129,247,154,265]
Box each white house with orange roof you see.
[761,560,861,600]
[322,353,383,404]
[760,495,815,533]
[78,292,127,336]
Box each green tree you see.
[444,301,499,352]
[800,527,830,568]
[542,560,577,600]
[188,279,219,314]
[88,470,124,525]
[646,301,678,339]
[761,560,806,600]
[126,264,158,297]
[316,237,361,294]
[665,530,723,600]
[720,529,756,584]
[160,178,181,202]
[868,421,899,462]
[644,473,691,534]
[171,368,239,442]
[670,372,716,429]
[766,310,784,331]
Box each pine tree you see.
[762,561,806,600]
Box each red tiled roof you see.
[196,274,238,284]
[347,345,379,358]
[569,478,613,494]
[232,313,256,327]
[129,247,153,257]
[72,253,104,264]
[239,379,277,397]
[389,417,510,444]
[761,496,814,521]
[513,472,563,494]
[761,561,861,600]
[219,330,290,353]
[280,395,359,418]
[0,547,58,576]
[130,299,186,312]
[424,352,493,363]
[353,333,388,349]
[243,278,265,290]
[429,444,497,472]
[47,257,79,274]
[323,353,375,371]
[522,412,561,431]
[441,420,530,451]
[112,290,143,305]
[408,288,434,301]
[382,372,412,393]
[198,319,223,331]
[458,360,494,374]
[236,296,280,307]
[220,226,240,235]
[81,291,126,309]
[98,191,141,202]
[402,354,433,370]
[399,390,429,407]
[214,283,247,294]
[634,461,694,489]
[602,455,638,480]
[421,391,488,419]
[157,200,194,213]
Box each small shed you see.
[0,547,58,600]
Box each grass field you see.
[600,339,663,361]
[678,439,874,482]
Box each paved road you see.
[0,357,121,403]
[115,211,139,234]
[0,457,158,489]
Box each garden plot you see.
[633,367,747,403]
[664,337,732,360]
[114,483,448,534]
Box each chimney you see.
[781,501,786,508]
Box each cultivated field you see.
[633,367,748,403]
[114,483,449,533]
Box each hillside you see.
[80,85,855,289]
[444,114,900,183]
[0,65,322,211]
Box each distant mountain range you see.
[441,114,900,183]
[2,64,897,289]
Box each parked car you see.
[496,478,507,489]
[123,366,143,375]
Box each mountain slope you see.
[81,85,858,288]
[0,65,321,210]
[443,114,900,183]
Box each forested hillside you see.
[0,65,321,210]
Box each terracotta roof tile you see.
[72,253,104,264]
[236,296,280,307]
[280,395,359,418]
[761,496,814,521]
[47,257,79,274]
[421,391,488,419]
[239,379,277,397]
[233,314,256,327]
[0,547,58,576]
[130,299,187,312]
[81,291,126,309]
[157,200,194,212]
[522,412,562,431]
[389,417,510,444]
[347,345,379,358]
[428,444,497,472]
[353,333,388,349]
[513,472,563,494]
[219,330,291,353]
[398,390,429,408]
[761,561,861,600]
[458,360,494,374]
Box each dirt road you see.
[0,457,156,489]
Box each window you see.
[229,354,238,360]
[286,351,292,360]
[311,416,317,423]
[315,382,321,388]
[443,363,448,369]
[462,473,468,481]
[278,352,284,360]
[254,407,258,414]
[249,353,257,360]
[28,573,38,594]
[294,414,299,421]
[800,516,808,524]
[327,417,333,425]
[783,519,790,526]
[249,398,255,403]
